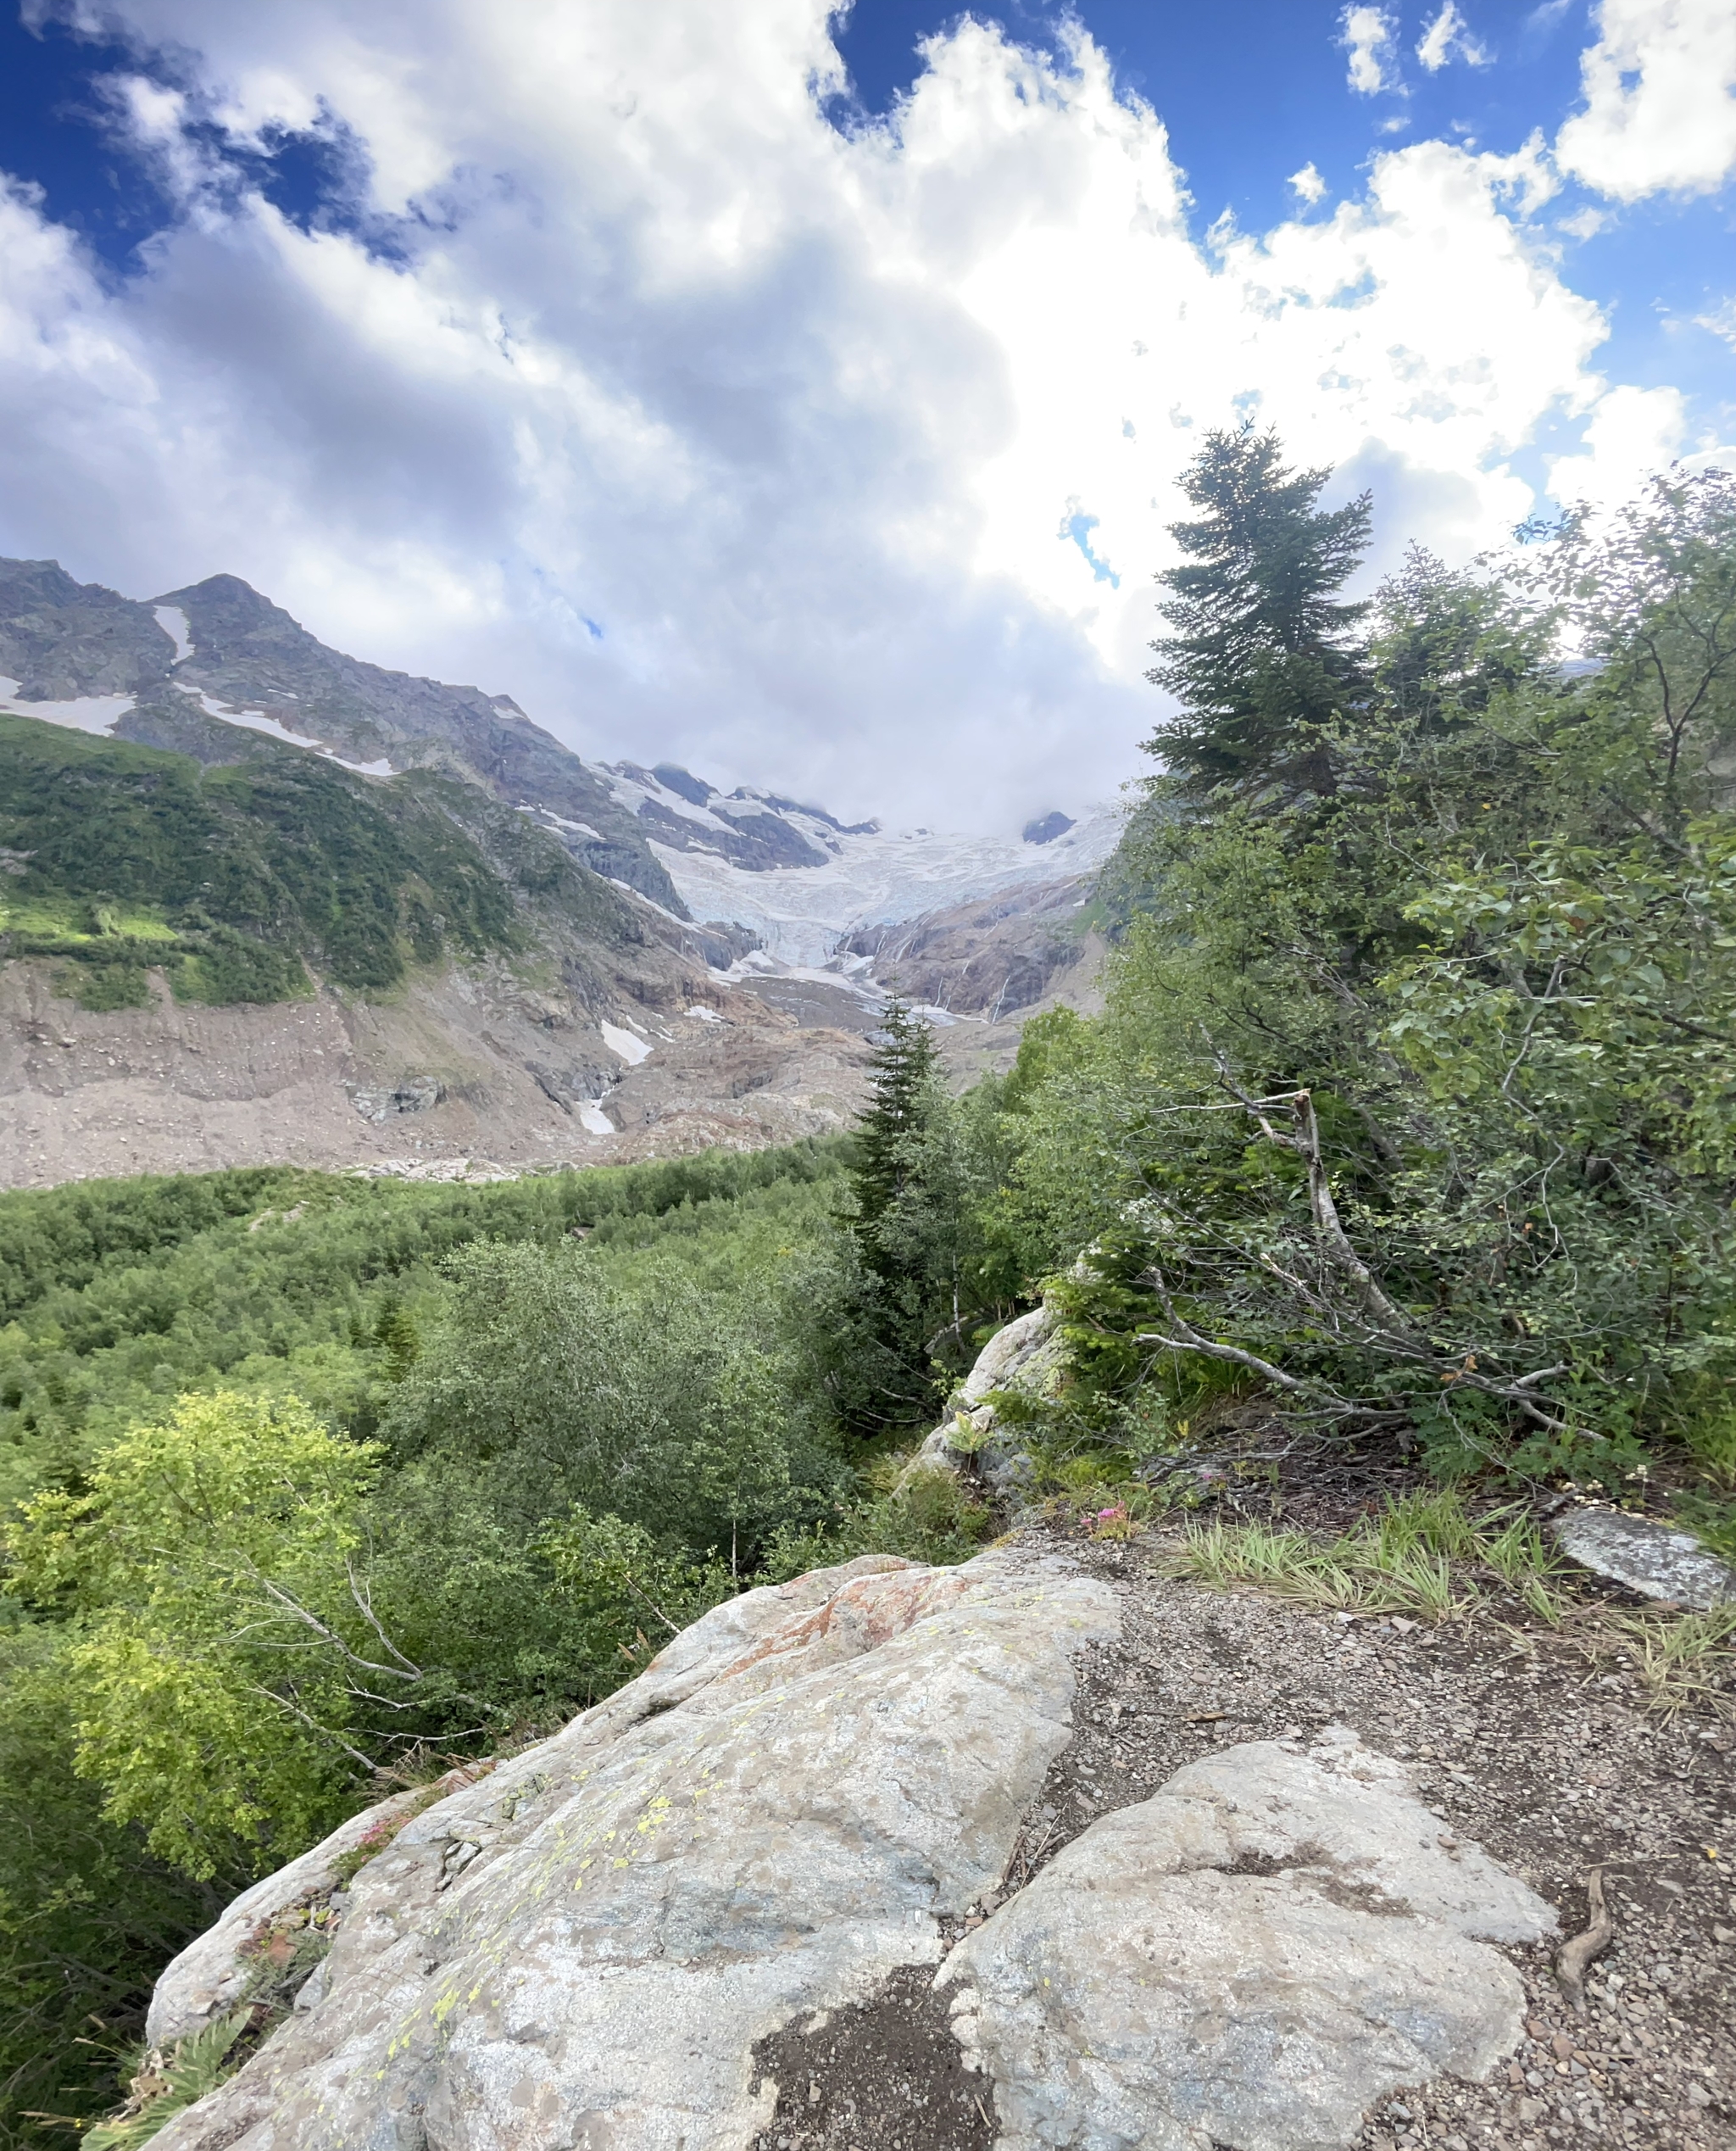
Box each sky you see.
[0,1,1733,831]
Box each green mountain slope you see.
[0,712,638,1010]
[0,557,684,913]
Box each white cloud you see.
[1289,162,1330,204]
[0,2,1715,830]
[1416,3,1492,72]
[1697,298,1736,350]
[1340,6,1402,95]
[1545,382,1689,506]
[1556,0,1736,198]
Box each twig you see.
[1555,1866,1614,2014]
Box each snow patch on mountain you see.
[0,681,136,736]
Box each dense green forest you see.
[4,441,1735,2144]
[0,716,631,1007]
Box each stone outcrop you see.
[139,1528,1566,2151]
[146,1549,1118,2151]
[938,1726,1557,2151]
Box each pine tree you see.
[849,1000,943,1281]
[1146,425,1372,796]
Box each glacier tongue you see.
[647,810,1124,966]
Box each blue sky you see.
[0,1,1731,825]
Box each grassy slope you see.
[0,715,535,1005]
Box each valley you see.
[0,558,1116,1189]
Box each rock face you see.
[1550,1506,1736,1611]
[837,873,1099,1018]
[938,1726,1557,2151]
[147,1549,1118,2151]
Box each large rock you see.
[147,1547,1117,2151]
[910,1304,1067,1500]
[938,1726,1557,2151]
[1550,1505,1735,1610]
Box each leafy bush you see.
[979,456,1736,1486]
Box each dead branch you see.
[346,1557,424,1677]
[240,1564,423,1684]
[1555,1867,1615,2014]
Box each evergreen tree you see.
[1147,425,1372,795]
[849,1000,943,1276]
[837,1001,983,1413]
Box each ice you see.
[643,805,1125,967]
[600,1020,652,1065]
[577,1101,616,1134]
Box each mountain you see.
[576,759,1121,971]
[0,558,684,911]
[1,557,1119,1186]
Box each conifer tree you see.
[849,1000,943,1281]
[1147,425,1372,795]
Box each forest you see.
[3,435,1734,2144]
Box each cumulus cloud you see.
[1289,162,1330,204]
[1556,0,1736,198]
[1546,382,1689,507]
[1416,3,1492,72]
[1340,6,1402,95]
[0,1,1714,829]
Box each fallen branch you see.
[1555,1866,1614,2014]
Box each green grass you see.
[1166,1491,1736,1712]
[1164,1491,1572,1622]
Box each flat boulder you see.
[1550,1505,1735,1610]
[938,1725,1557,2151]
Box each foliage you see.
[0,1141,848,1511]
[988,461,1736,1486]
[0,1623,220,2143]
[760,1458,997,1580]
[9,1392,386,1877]
[81,2013,250,2151]
[381,1237,844,1558]
[834,1001,1004,1420]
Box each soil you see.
[749,1518,1735,2151]
[0,956,876,1190]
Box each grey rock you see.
[0,556,175,699]
[1550,1506,1735,1609]
[938,1725,1556,2151]
[147,1547,1118,2150]
[910,1305,1064,1499]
